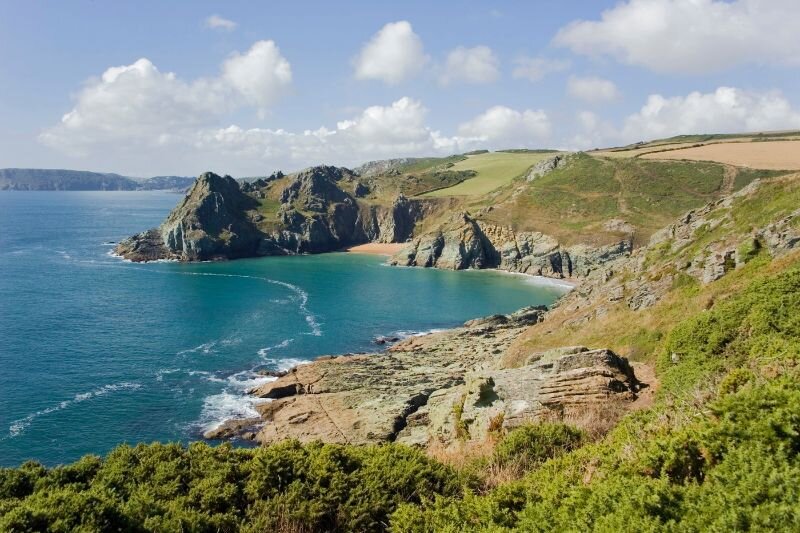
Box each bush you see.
[0,441,462,532]
[492,423,585,470]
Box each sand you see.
[641,140,800,170]
[345,243,407,256]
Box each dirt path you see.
[612,169,631,215]
[721,165,738,195]
[630,362,659,411]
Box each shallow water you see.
[0,191,568,466]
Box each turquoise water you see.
[0,191,569,466]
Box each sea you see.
[0,191,570,466]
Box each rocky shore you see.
[205,305,643,448]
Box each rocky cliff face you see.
[115,167,433,262]
[392,212,633,278]
[115,172,262,261]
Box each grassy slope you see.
[506,171,800,365]
[422,152,553,197]
[463,153,786,247]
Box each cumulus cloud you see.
[353,21,428,84]
[221,40,292,108]
[511,56,570,82]
[554,0,800,74]
[40,41,292,158]
[621,87,800,141]
[457,106,551,148]
[567,76,620,103]
[205,15,237,31]
[439,46,499,86]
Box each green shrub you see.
[493,423,585,470]
[0,441,462,532]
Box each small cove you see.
[0,191,569,465]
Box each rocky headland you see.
[115,167,436,262]
[115,157,632,283]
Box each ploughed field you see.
[641,139,800,170]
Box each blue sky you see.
[1,0,799,176]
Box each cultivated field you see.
[641,140,800,170]
[422,151,553,197]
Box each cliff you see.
[115,167,434,262]
[391,212,632,277]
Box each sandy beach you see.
[345,243,407,256]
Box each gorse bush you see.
[0,440,462,532]
[492,423,585,470]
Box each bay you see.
[0,191,568,466]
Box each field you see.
[422,151,553,197]
[641,139,800,170]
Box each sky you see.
[1,0,799,177]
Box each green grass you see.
[493,154,735,245]
[422,152,554,197]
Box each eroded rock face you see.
[392,213,633,279]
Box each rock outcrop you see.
[210,308,640,448]
[115,167,434,262]
[115,172,262,261]
[392,213,632,278]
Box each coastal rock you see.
[115,166,435,262]
[393,213,632,279]
[214,303,641,448]
[115,172,262,261]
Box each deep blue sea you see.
[0,191,569,466]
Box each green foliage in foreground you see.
[393,267,800,531]
[0,440,462,532]
[3,267,799,532]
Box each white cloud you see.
[353,21,428,84]
[567,76,620,103]
[205,15,237,31]
[569,111,618,150]
[457,106,551,148]
[511,56,570,82]
[221,40,292,108]
[40,41,292,159]
[554,0,800,74]
[621,87,800,141]
[439,46,499,86]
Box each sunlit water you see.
[0,191,569,466]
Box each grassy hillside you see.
[422,152,554,197]
[461,153,786,246]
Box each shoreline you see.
[344,242,407,256]
[483,268,578,290]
